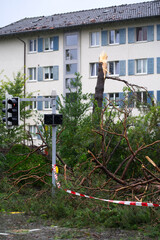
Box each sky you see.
[0,0,153,28]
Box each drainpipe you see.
[17,37,26,145]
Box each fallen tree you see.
[1,54,160,204]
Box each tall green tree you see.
[0,72,32,148]
[57,73,93,167]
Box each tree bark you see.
[93,62,105,113]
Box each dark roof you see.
[0,0,160,37]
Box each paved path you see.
[0,213,155,239]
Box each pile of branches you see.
[2,105,160,204]
[90,104,160,202]
[57,105,160,204]
[1,141,52,199]
[1,60,160,204]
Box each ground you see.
[0,212,157,240]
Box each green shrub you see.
[0,153,8,175]
[6,144,48,173]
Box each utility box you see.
[44,114,63,125]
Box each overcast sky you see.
[0,0,153,28]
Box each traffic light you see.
[54,114,63,125]
[44,114,63,125]
[2,95,20,128]
[7,97,20,126]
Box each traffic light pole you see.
[21,92,58,196]
[2,90,60,197]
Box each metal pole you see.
[20,93,58,195]
[51,90,57,196]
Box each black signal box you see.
[44,114,63,125]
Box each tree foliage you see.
[0,72,32,148]
[57,73,94,167]
[0,71,160,206]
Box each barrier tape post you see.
[52,164,160,208]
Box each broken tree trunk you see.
[93,62,105,113]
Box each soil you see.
[0,212,157,240]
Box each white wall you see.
[0,38,24,81]
[80,20,160,95]
[26,32,64,98]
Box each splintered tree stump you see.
[93,62,105,113]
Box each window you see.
[66,49,77,60]
[44,67,53,79]
[66,64,77,75]
[42,36,59,51]
[128,91,148,108]
[44,37,54,50]
[66,78,76,88]
[90,63,99,77]
[29,39,36,52]
[44,96,51,109]
[29,96,37,110]
[29,68,36,80]
[44,38,53,51]
[90,32,100,46]
[109,93,120,106]
[109,30,119,44]
[38,66,59,81]
[108,61,120,75]
[136,91,147,107]
[64,33,79,90]
[29,125,37,139]
[136,27,147,41]
[136,59,147,74]
[66,34,78,46]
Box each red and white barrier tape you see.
[52,165,160,207]
[64,189,160,207]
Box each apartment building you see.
[0,0,160,143]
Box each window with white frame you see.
[29,125,37,139]
[44,37,54,50]
[66,34,78,46]
[90,63,99,77]
[29,39,36,52]
[108,61,120,75]
[28,68,36,80]
[136,27,147,42]
[135,91,147,106]
[108,93,120,106]
[90,32,100,47]
[109,30,119,44]
[44,96,51,109]
[136,59,147,74]
[128,91,148,108]
[66,64,77,75]
[64,33,79,91]
[66,49,77,60]
[44,67,53,80]
[29,96,37,110]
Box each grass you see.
[0,144,159,239]
[0,179,159,239]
